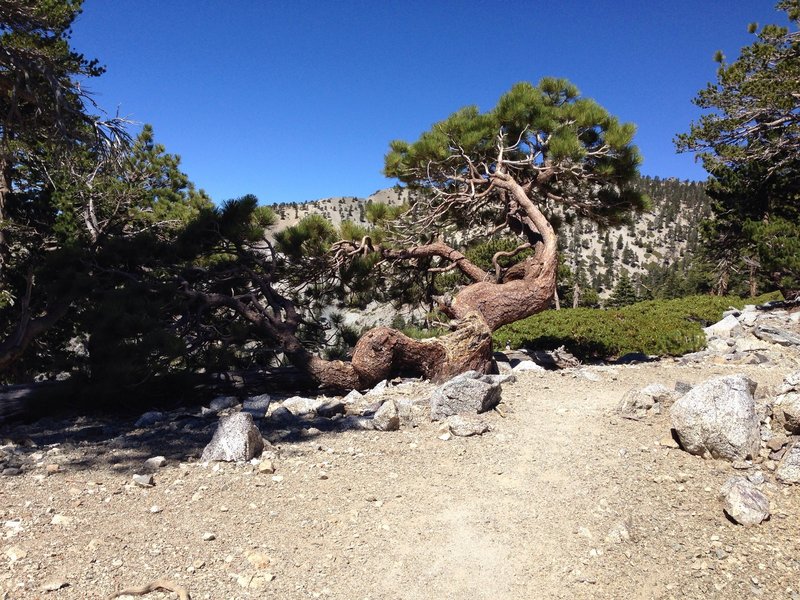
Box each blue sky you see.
[71,1,785,204]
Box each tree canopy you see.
[677,0,800,297]
[0,2,210,381]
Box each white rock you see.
[775,442,800,484]
[366,379,389,396]
[430,374,501,421]
[372,400,400,432]
[342,389,365,404]
[618,383,674,419]
[512,360,545,373]
[132,473,154,487]
[445,415,490,437]
[774,391,800,433]
[734,336,771,353]
[201,412,264,462]
[144,456,166,470]
[51,514,72,526]
[670,375,761,461]
[281,396,320,416]
[720,477,770,525]
[703,314,743,339]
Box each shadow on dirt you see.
[1,405,368,475]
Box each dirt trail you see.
[1,360,800,599]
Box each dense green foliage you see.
[385,77,645,228]
[496,292,782,360]
[0,2,212,383]
[677,1,800,297]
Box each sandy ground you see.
[2,354,800,600]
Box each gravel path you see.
[2,358,800,599]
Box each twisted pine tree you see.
[172,78,645,391]
[322,78,646,386]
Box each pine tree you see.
[677,1,800,297]
[606,270,638,308]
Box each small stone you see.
[271,475,284,483]
[50,514,72,526]
[316,400,346,418]
[342,389,364,404]
[445,415,490,437]
[747,471,765,485]
[258,460,275,474]
[201,412,264,462]
[512,360,546,373]
[45,464,60,474]
[40,579,69,592]
[134,411,165,427]
[2,467,21,476]
[372,400,400,432]
[579,369,602,382]
[605,519,633,544]
[658,434,680,449]
[209,396,239,411]
[775,442,800,484]
[319,471,329,480]
[430,371,502,420]
[438,432,452,441]
[720,477,770,525]
[132,473,154,487]
[202,532,216,541]
[766,436,788,452]
[367,379,389,396]
[269,406,295,424]
[242,394,271,418]
[149,505,163,514]
[248,576,272,590]
[246,551,272,570]
[4,546,27,561]
[143,456,167,470]
[618,384,674,419]
[281,396,320,416]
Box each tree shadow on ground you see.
[1,406,370,476]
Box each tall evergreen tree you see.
[677,1,800,297]
[606,270,638,308]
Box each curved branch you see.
[491,242,531,281]
[381,241,489,283]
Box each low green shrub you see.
[494,292,782,360]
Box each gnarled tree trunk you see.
[301,174,558,391]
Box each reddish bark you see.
[301,172,559,391]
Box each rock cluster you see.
[684,303,800,366]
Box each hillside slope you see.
[268,176,709,299]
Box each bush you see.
[495,292,782,360]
